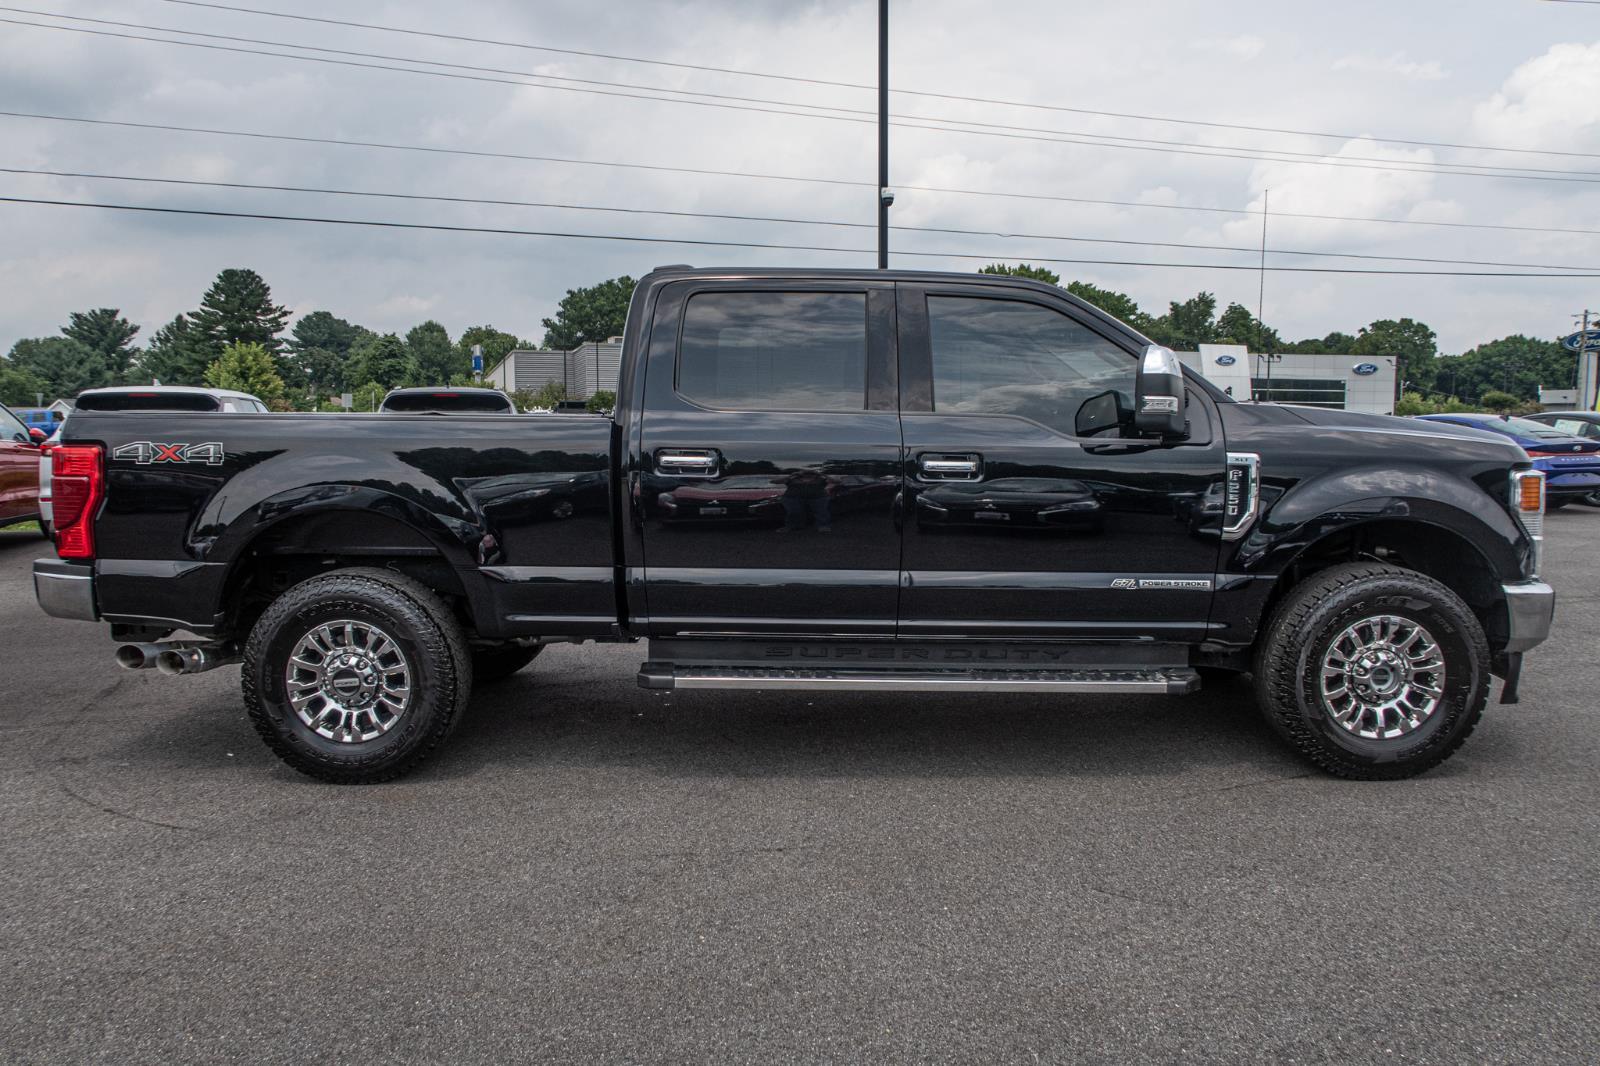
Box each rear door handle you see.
[918,453,982,481]
[655,448,722,477]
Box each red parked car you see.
[0,402,45,528]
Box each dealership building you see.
[1177,344,1397,415]
[483,339,624,401]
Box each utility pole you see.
[1258,189,1270,390]
[877,0,891,269]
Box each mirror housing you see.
[1134,344,1188,439]
[27,426,47,444]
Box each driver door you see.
[895,283,1225,640]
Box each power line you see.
[6,12,1599,185]
[4,195,1598,278]
[8,110,1598,240]
[147,0,1600,163]
[9,165,1600,271]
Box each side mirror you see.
[1075,389,1128,437]
[28,426,47,444]
[1134,344,1188,440]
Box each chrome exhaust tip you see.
[115,643,164,670]
[155,644,238,676]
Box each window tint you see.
[1251,377,1348,408]
[76,391,221,412]
[926,296,1132,435]
[0,405,27,442]
[678,292,867,411]
[381,391,513,413]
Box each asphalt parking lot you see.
[1,517,1596,1064]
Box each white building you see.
[484,339,623,400]
[1178,344,1397,415]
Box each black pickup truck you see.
[34,267,1555,783]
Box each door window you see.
[925,296,1134,436]
[678,291,867,411]
[0,406,28,443]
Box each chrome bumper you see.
[34,558,98,622]
[1502,580,1554,654]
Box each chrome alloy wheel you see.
[285,620,412,743]
[1319,614,1446,740]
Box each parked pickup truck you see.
[34,267,1555,783]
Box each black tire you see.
[1254,562,1488,780]
[242,567,473,784]
[471,642,543,682]
[39,519,52,539]
[1582,491,1600,508]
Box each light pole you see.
[877,0,890,269]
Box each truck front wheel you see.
[1254,562,1489,779]
[242,568,473,784]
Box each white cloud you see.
[1472,40,1600,150]
[1332,51,1447,81]
[1201,35,1267,60]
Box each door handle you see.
[918,453,982,481]
[655,448,721,477]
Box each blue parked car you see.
[1416,413,1600,508]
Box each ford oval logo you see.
[1353,362,1379,376]
[1214,354,1237,366]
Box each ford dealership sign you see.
[1353,363,1379,376]
[1214,354,1237,366]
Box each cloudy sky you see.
[1,0,1597,354]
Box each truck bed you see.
[63,410,618,639]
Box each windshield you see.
[76,391,221,412]
[381,391,514,414]
[1496,416,1578,440]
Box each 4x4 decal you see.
[111,441,226,465]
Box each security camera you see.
[879,187,895,207]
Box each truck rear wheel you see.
[242,568,473,784]
[1254,562,1489,780]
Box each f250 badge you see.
[111,441,226,465]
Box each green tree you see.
[1215,302,1281,350]
[6,337,111,398]
[1145,292,1219,350]
[525,381,567,409]
[1352,318,1437,397]
[351,381,385,411]
[133,314,214,385]
[979,262,1061,285]
[62,308,140,381]
[1063,281,1145,326]
[346,333,414,390]
[457,325,527,370]
[1282,331,1358,355]
[0,362,48,406]
[540,276,635,349]
[204,342,285,405]
[586,389,617,412]
[405,320,463,385]
[1479,389,1519,413]
[1447,335,1570,403]
[286,311,369,394]
[192,268,290,354]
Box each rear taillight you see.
[51,444,104,560]
[1510,469,1545,578]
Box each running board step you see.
[638,664,1200,694]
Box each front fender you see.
[1230,464,1525,579]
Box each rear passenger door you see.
[636,280,902,635]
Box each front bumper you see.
[34,558,97,621]
[1502,580,1555,653]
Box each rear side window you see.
[77,392,221,412]
[925,296,1133,437]
[381,392,514,413]
[677,291,867,411]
